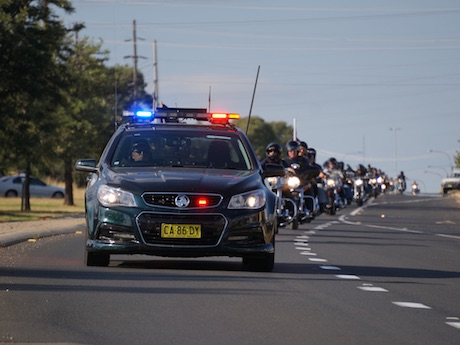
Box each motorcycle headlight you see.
[97,185,137,207]
[266,177,278,187]
[370,178,377,184]
[377,176,383,184]
[287,176,301,189]
[355,179,363,186]
[381,184,387,190]
[327,179,336,187]
[228,189,266,209]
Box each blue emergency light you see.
[136,110,153,118]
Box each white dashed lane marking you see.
[320,265,341,271]
[358,286,389,292]
[392,302,432,309]
[308,258,328,262]
[336,274,361,280]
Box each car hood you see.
[103,166,263,196]
[442,177,460,184]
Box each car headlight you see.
[97,185,137,207]
[286,176,301,189]
[228,189,266,209]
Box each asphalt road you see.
[0,193,459,345]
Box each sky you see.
[62,0,460,193]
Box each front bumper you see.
[86,206,275,258]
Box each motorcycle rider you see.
[260,142,283,169]
[323,157,346,203]
[397,171,407,193]
[282,140,319,180]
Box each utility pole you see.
[153,40,159,109]
[124,20,146,103]
[390,127,401,178]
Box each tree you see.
[48,34,115,205]
[0,0,74,210]
[235,116,293,158]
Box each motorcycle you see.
[411,182,420,195]
[397,178,407,194]
[353,176,368,206]
[266,175,297,229]
[282,163,320,229]
[368,176,381,198]
[324,171,346,215]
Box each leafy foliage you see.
[235,116,293,158]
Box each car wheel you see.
[85,252,110,267]
[52,191,65,199]
[5,190,18,197]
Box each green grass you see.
[0,187,85,222]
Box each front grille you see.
[137,212,226,246]
[142,193,222,209]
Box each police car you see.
[75,107,284,271]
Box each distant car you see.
[0,174,65,198]
[441,168,460,194]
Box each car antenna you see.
[246,65,260,134]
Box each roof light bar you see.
[122,107,239,124]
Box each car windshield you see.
[110,130,253,170]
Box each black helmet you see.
[307,148,316,159]
[265,142,282,158]
[286,140,299,152]
[298,141,308,150]
[328,157,337,165]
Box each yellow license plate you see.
[161,224,202,238]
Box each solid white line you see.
[365,224,423,234]
[338,215,361,225]
[350,207,364,216]
[436,234,460,240]
[392,302,431,309]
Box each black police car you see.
[75,107,283,271]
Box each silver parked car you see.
[0,174,65,198]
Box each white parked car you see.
[441,168,460,194]
[0,174,65,198]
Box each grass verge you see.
[0,187,85,222]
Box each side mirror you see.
[262,164,285,178]
[75,159,97,173]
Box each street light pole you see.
[428,149,453,175]
[427,165,449,177]
[390,127,401,178]
[424,170,443,179]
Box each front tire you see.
[85,251,110,267]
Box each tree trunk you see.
[64,158,74,206]
[21,162,31,211]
